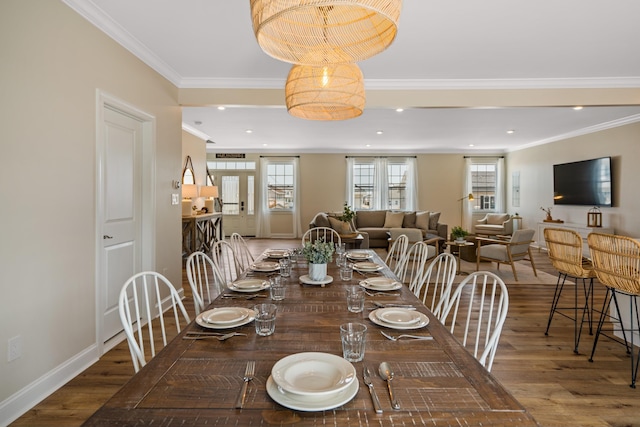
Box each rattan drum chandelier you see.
[285,63,365,120]
[249,0,402,65]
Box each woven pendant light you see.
[285,63,365,121]
[250,0,402,65]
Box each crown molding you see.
[182,124,210,141]
[62,0,182,86]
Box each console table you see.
[182,212,223,257]
[537,221,613,257]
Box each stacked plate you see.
[265,249,290,259]
[346,251,371,261]
[353,261,384,272]
[250,261,280,272]
[195,307,256,330]
[228,278,269,292]
[359,277,402,291]
[266,352,359,411]
[369,307,430,330]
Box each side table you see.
[446,240,475,275]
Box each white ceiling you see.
[64,0,640,153]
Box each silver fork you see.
[363,290,400,297]
[183,332,247,341]
[235,360,256,409]
[380,331,433,341]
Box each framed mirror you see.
[182,155,195,185]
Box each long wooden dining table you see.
[83,248,539,426]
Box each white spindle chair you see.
[301,227,342,246]
[230,233,255,274]
[385,234,409,277]
[118,271,191,373]
[186,251,225,316]
[211,240,241,285]
[421,252,458,320]
[439,271,509,372]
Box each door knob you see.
[103,235,113,239]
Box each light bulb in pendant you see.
[321,67,329,87]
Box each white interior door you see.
[217,171,255,236]
[100,107,142,343]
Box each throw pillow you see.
[429,212,441,230]
[383,211,405,228]
[328,216,352,235]
[415,211,430,230]
[402,211,416,228]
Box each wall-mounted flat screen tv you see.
[553,157,613,207]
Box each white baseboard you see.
[0,344,99,427]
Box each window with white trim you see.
[266,163,294,210]
[348,158,416,211]
[469,162,500,212]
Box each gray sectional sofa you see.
[309,210,448,249]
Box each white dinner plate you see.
[299,275,333,286]
[202,307,249,325]
[251,261,280,272]
[369,308,430,330]
[346,251,371,261]
[271,352,356,396]
[265,249,290,259]
[353,262,383,272]
[195,307,255,330]
[228,278,269,293]
[375,307,422,326]
[266,375,359,412]
[359,277,402,291]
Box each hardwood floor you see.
[11,239,640,427]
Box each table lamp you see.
[182,184,198,216]
[199,185,219,213]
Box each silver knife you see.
[373,301,416,310]
[363,366,383,414]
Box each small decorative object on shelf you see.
[541,206,563,223]
[451,226,469,242]
[587,207,602,227]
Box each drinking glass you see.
[254,303,277,336]
[269,276,286,301]
[340,322,367,362]
[346,285,364,313]
[336,252,347,267]
[340,263,354,281]
[279,258,291,277]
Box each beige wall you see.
[0,0,181,414]
[505,124,640,239]
[182,130,207,210]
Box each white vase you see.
[308,263,327,281]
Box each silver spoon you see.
[378,362,400,409]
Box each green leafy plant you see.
[451,226,469,240]
[338,202,355,223]
[302,238,335,264]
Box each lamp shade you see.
[199,185,219,198]
[250,0,402,65]
[286,63,365,121]
[182,184,198,199]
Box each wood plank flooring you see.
[10,239,640,427]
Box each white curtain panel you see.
[405,157,418,211]
[345,157,355,208]
[373,157,388,210]
[256,157,271,238]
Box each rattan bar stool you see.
[587,232,640,388]
[544,228,596,353]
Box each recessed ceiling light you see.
[376,130,383,135]
[507,130,515,134]
[365,144,371,147]
[395,108,404,112]
[263,143,268,147]
[217,106,226,110]
[573,106,583,110]
[245,129,253,134]
[469,144,475,147]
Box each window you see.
[348,157,416,211]
[266,163,294,210]
[466,159,504,213]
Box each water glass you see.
[335,242,346,255]
[269,276,286,301]
[336,252,347,267]
[279,258,291,277]
[340,322,367,362]
[346,285,365,313]
[254,303,277,336]
[340,263,354,281]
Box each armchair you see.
[474,213,514,237]
[476,229,537,281]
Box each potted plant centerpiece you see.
[302,237,335,281]
[451,226,469,243]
